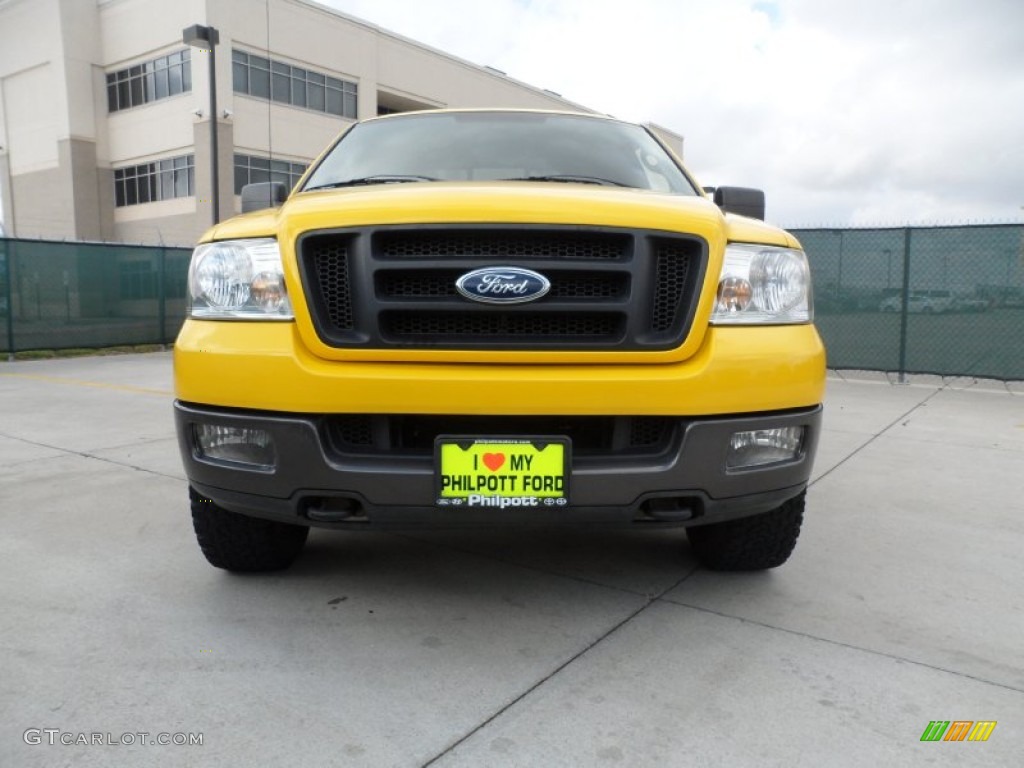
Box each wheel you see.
[687,492,805,571]
[190,487,309,572]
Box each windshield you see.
[302,112,699,195]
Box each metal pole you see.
[837,230,844,296]
[185,25,221,226]
[158,248,167,344]
[209,43,220,225]
[897,228,912,383]
[2,239,14,360]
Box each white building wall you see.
[59,0,104,142]
[0,0,677,245]
[0,0,63,175]
[98,0,206,65]
[3,64,61,175]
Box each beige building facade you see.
[0,0,680,246]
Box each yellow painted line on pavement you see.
[0,372,172,397]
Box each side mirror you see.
[241,182,288,213]
[713,186,765,221]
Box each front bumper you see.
[175,402,822,529]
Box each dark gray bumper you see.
[174,402,822,529]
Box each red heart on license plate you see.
[482,452,505,472]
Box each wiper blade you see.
[499,174,628,187]
[305,175,438,191]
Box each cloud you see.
[322,0,1024,225]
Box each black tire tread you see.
[687,492,805,571]
[190,488,309,572]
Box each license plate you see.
[435,437,570,508]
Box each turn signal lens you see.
[716,277,753,313]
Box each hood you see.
[202,181,796,249]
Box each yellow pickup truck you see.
[174,109,824,572]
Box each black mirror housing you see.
[713,186,765,221]
[241,182,288,213]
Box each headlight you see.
[710,244,812,325]
[188,238,293,319]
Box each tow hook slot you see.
[304,496,366,522]
[640,496,696,522]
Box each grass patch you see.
[10,344,169,361]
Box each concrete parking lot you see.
[1,352,1022,767]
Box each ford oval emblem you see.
[455,267,551,304]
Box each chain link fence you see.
[791,224,1024,380]
[3,226,1023,379]
[0,238,191,356]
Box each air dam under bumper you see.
[175,402,822,529]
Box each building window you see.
[233,154,309,195]
[232,50,357,118]
[114,155,195,208]
[106,50,192,112]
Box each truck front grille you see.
[299,225,707,351]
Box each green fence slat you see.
[792,224,1024,380]
[0,237,191,354]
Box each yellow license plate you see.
[435,437,570,508]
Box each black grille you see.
[307,237,354,331]
[381,311,624,341]
[376,230,630,260]
[297,225,706,352]
[547,273,628,299]
[377,271,461,298]
[630,416,672,448]
[652,240,694,333]
[376,270,628,300]
[331,414,374,446]
[325,414,678,458]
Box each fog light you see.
[727,426,805,469]
[193,424,276,470]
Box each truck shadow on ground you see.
[280,525,698,596]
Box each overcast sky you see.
[321,0,1024,227]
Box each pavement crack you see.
[0,431,183,482]
[392,531,692,599]
[419,567,698,767]
[811,385,945,487]
[660,598,1024,695]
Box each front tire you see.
[190,487,309,572]
[687,492,805,571]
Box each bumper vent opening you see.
[325,415,679,458]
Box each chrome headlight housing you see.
[710,244,812,325]
[188,238,293,319]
